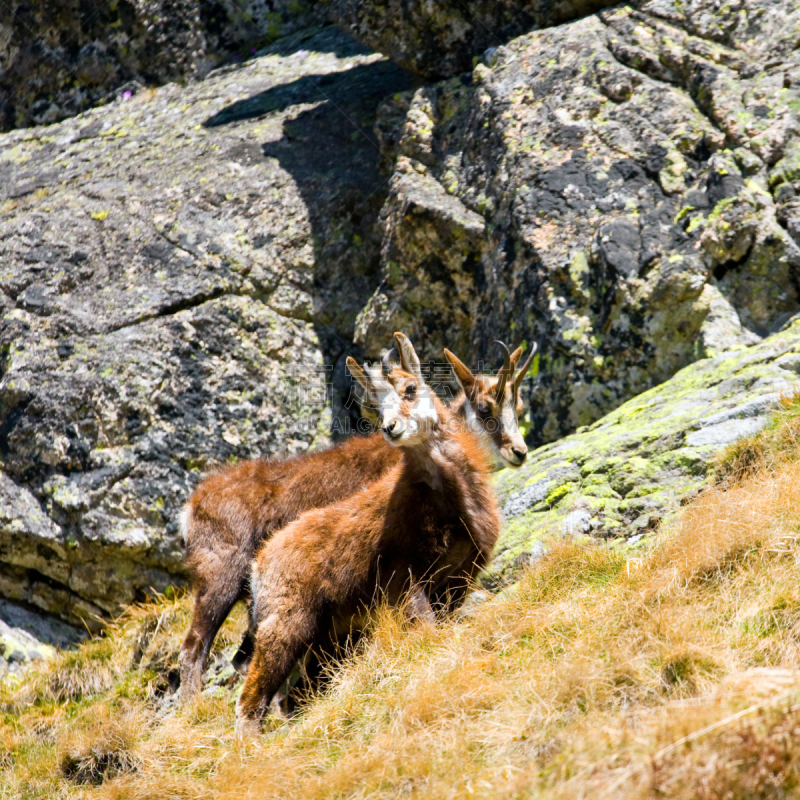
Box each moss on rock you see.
[487,321,800,581]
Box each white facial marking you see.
[463,398,503,468]
[502,402,518,440]
[365,368,438,446]
[499,392,526,466]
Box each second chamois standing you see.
[236,333,502,735]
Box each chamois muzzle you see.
[510,446,527,465]
[382,419,405,440]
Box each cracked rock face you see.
[3,0,800,654]
[0,27,414,635]
[358,0,800,444]
[0,0,331,132]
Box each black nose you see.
[511,447,527,463]
[382,421,401,439]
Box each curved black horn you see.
[494,340,511,397]
[515,341,538,387]
[382,348,395,377]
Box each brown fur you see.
[179,343,534,698]
[179,435,398,697]
[236,354,501,733]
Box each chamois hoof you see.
[178,660,203,706]
[234,711,262,740]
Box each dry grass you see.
[715,390,800,480]
[59,704,145,786]
[4,449,800,798]
[212,462,800,800]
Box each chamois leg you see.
[286,630,360,711]
[231,596,256,673]
[231,629,255,674]
[406,583,436,624]
[179,576,243,701]
[432,551,484,615]
[235,609,316,738]
[271,646,320,718]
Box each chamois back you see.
[179,433,398,697]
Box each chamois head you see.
[444,341,537,469]
[346,333,439,447]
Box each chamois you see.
[236,333,501,735]
[179,340,535,699]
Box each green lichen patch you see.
[488,323,800,583]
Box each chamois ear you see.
[347,358,379,424]
[513,342,538,395]
[393,332,423,381]
[346,356,370,393]
[396,343,413,375]
[443,348,477,395]
[509,346,523,372]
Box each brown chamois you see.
[178,340,536,699]
[235,333,501,735]
[447,339,537,471]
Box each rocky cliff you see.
[356,0,800,442]
[1,0,800,658]
[0,0,330,131]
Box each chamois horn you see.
[494,340,512,398]
[382,348,395,377]
[514,341,539,394]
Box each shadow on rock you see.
[204,56,418,431]
[203,39,380,128]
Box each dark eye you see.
[405,383,417,396]
[476,402,490,415]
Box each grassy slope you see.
[4,402,800,798]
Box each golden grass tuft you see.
[647,699,800,799]
[4,445,800,798]
[643,460,800,594]
[6,636,120,712]
[60,703,145,785]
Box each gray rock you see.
[686,418,768,448]
[696,395,780,427]
[0,599,85,649]
[0,0,332,131]
[0,26,415,627]
[503,466,579,518]
[0,617,55,683]
[455,590,491,621]
[330,0,621,79]
[488,321,800,581]
[562,505,595,537]
[776,353,800,374]
[359,0,800,445]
